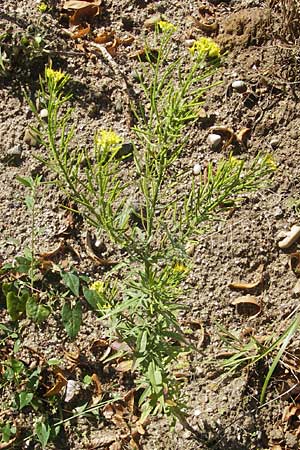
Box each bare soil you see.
[1,1,300,449]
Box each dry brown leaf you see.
[64,0,101,9]
[231,295,261,318]
[270,446,283,450]
[94,30,115,44]
[70,5,100,25]
[229,265,264,291]
[112,413,127,428]
[44,372,67,397]
[91,373,102,396]
[210,126,235,147]
[103,404,115,419]
[71,24,91,39]
[39,241,65,259]
[293,279,300,294]
[90,338,109,351]
[282,403,300,422]
[236,127,251,146]
[193,16,218,33]
[129,437,140,450]
[124,389,135,413]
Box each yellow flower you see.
[45,67,66,83]
[157,20,176,33]
[90,280,104,294]
[265,154,276,171]
[96,130,122,149]
[38,2,48,13]
[189,37,220,60]
[173,263,188,274]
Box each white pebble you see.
[231,80,247,93]
[40,108,48,118]
[193,163,201,175]
[207,133,222,149]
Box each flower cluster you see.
[45,67,66,83]
[157,20,176,33]
[89,280,105,294]
[95,130,122,149]
[189,37,220,60]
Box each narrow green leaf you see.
[16,175,33,188]
[61,272,80,296]
[62,301,82,338]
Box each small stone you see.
[231,80,247,93]
[40,108,48,118]
[144,14,161,29]
[24,128,39,146]
[270,137,280,148]
[273,206,283,218]
[207,133,222,149]
[4,145,23,164]
[193,163,201,175]
[290,129,299,140]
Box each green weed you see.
[25,27,276,422]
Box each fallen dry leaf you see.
[210,126,235,147]
[231,295,261,318]
[39,241,65,259]
[103,403,115,419]
[71,24,91,39]
[70,5,100,25]
[129,48,159,63]
[282,403,300,422]
[64,0,101,9]
[293,278,300,294]
[236,127,251,146]
[65,379,81,402]
[94,30,115,44]
[229,265,264,291]
[91,373,102,396]
[124,389,135,413]
[44,372,67,397]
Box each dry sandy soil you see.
[1,0,300,449]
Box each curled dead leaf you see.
[91,373,102,396]
[39,241,65,259]
[44,372,67,397]
[282,403,300,422]
[236,127,251,146]
[210,126,235,147]
[229,265,264,291]
[94,30,115,44]
[124,389,135,413]
[193,16,218,33]
[231,295,261,318]
[103,403,115,419]
[71,24,91,39]
[64,0,101,9]
[293,278,300,294]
